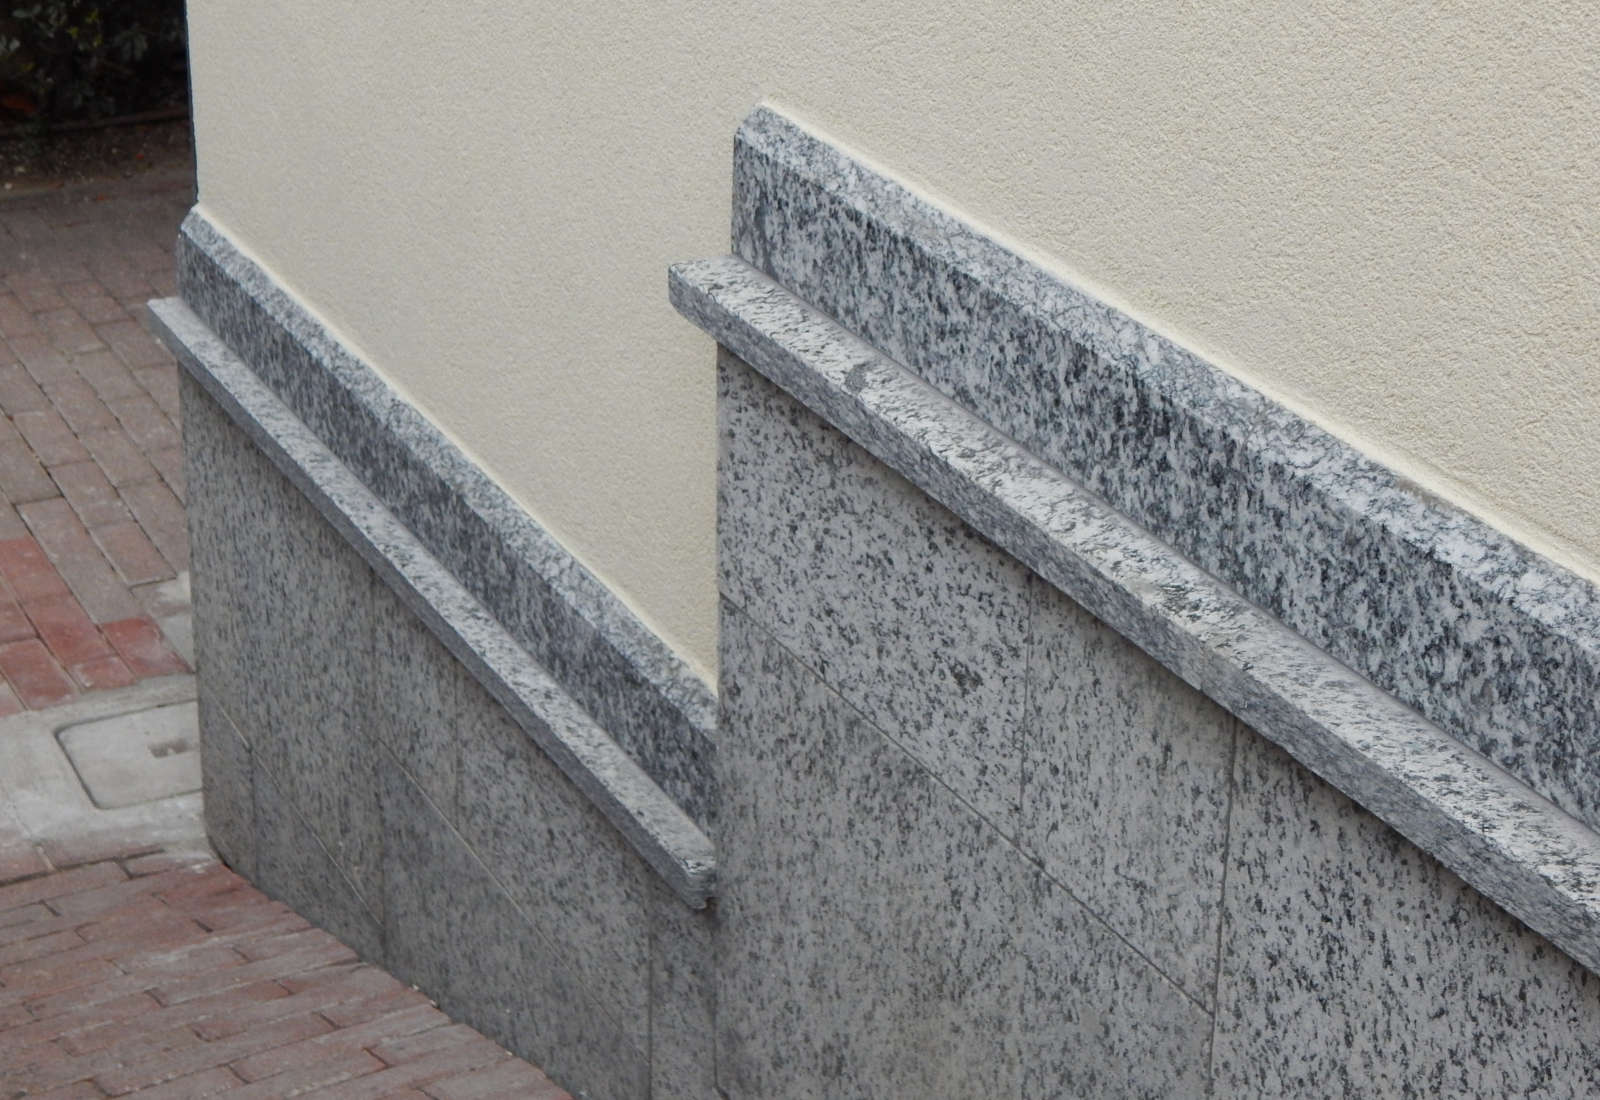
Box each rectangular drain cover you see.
[56,701,202,810]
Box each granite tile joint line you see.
[150,297,716,907]
[671,254,1600,973]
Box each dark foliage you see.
[0,0,187,126]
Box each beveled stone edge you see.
[173,210,717,809]
[152,297,716,908]
[733,104,1600,831]
[672,256,1600,972]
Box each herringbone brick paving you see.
[0,853,570,1098]
[0,174,191,714]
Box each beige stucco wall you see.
[184,2,1598,681]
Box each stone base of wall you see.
[158,100,1600,1098]
[181,371,715,1100]
[177,324,1600,1096]
[715,353,1600,1097]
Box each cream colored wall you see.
[185,2,1598,680]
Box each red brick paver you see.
[0,638,76,709]
[0,176,193,710]
[100,618,186,680]
[0,535,182,705]
[0,857,570,1098]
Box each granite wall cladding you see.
[185,368,383,936]
[716,349,1600,1097]
[1215,731,1600,1098]
[730,106,1600,836]
[161,296,712,904]
[175,215,717,829]
[717,603,1213,1099]
[719,355,1237,1006]
[182,372,716,1100]
[677,256,1600,978]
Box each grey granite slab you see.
[196,687,253,879]
[720,603,1214,1097]
[1026,580,1237,1006]
[256,485,382,921]
[729,105,1600,838]
[716,603,1024,1098]
[1214,730,1600,1097]
[453,845,650,1100]
[185,367,252,878]
[152,298,716,907]
[255,764,383,964]
[183,361,384,916]
[380,749,649,1100]
[180,370,246,716]
[719,352,1030,831]
[370,580,462,820]
[377,749,455,999]
[171,219,717,828]
[453,670,652,1051]
[647,876,717,1100]
[672,258,1600,977]
[1022,869,1213,1099]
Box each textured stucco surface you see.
[185,1,1599,675]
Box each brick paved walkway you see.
[0,853,569,1098]
[1,162,574,1097]
[0,174,192,717]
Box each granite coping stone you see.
[671,255,1600,975]
[173,211,716,828]
[150,298,716,908]
[731,104,1600,838]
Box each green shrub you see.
[0,0,186,125]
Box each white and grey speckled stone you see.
[729,105,1600,838]
[196,687,253,879]
[370,582,463,820]
[717,603,1022,1097]
[647,876,717,1100]
[255,764,383,965]
[152,298,716,908]
[377,750,454,999]
[454,675,653,1053]
[721,347,1236,1004]
[720,353,1030,831]
[379,751,649,1100]
[183,364,384,917]
[1026,581,1238,1007]
[1022,868,1213,1100]
[1215,731,1600,1098]
[718,603,1209,1098]
[181,370,246,722]
[455,853,650,1100]
[173,216,717,829]
[672,258,1600,978]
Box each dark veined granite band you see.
[732,106,1600,836]
[174,213,717,829]
[151,298,716,907]
[671,255,1600,976]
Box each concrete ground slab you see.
[57,698,200,809]
[0,674,205,870]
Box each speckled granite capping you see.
[732,105,1600,836]
[152,297,715,907]
[173,212,716,828]
[672,257,1600,976]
